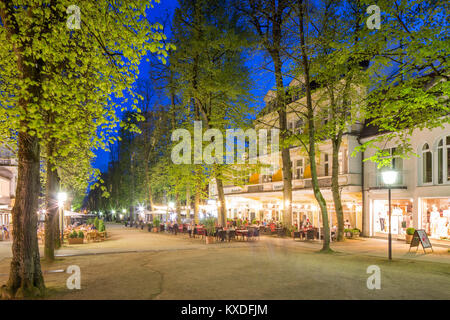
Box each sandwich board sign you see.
[409,229,433,253]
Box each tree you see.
[0,0,170,298]
[288,0,334,252]
[171,0,254,227]
[236,0,294,227]
[356,0,449,166]
[306,0,368,242]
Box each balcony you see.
[222,173,361,195]
[367,170,408,189]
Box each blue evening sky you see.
[93,0,278,172]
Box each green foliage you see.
[153,217,161,228]
[0,0,172,214]
[355,0,449,167]
[251,219,257,225]
[93,217,100,230]
[78,231,84,239]
[351,228,361,234]
[406,228,416,236]
[69,231,78,239]
[98,220,105,232]
[203,217,216,236]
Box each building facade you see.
[0,145,17,226]
[209,81,450,243]
[362,123,450,242]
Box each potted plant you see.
[351,228,361,238]
[153,218,161,232]
[68,230,83,244]
[344,228,352,238]
[147,223,153,232]
[204,217,216,244]
[405,227,415,244]
[94,217,100,230]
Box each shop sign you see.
[409,229,433,253]
[273,183,284,190]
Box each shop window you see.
[421,198,450,240]
[373,199,413,235]
[422,143,432,184]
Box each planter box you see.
[405,234,413,244]
[205,236,215,244]
[152,227,158,233]
[68,238,84,245]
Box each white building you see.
[361,123,450,242]
[209,80,450,244]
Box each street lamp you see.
[57,192,67,245]
[381,170,398,261]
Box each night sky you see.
[93,0,278,173]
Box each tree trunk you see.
[215,176,227,227]
[271,13,292,228]
[186,187,191,220]
[298,0,331,252]
[148,184,154,211]
[2,131,45,298]
[331,138,345,241]
[194,188,200,224]
[176,192,181,223]
[44,143,59,262]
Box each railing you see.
[222,173,361,194]
[368,170,408,188]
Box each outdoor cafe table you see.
[235,229,248,241]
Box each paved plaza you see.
[0,224,448,299]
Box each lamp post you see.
[381,170,398,261]
[57,192,67,245]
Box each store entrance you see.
[373,199,413,236]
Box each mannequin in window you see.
[430,205,440,237]
[437,210,448,238]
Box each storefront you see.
[420,197,450,241]
[372,199,413,236]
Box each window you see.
[288,121,295,132]
[447,136,450,181]
[296,119,304,134]
[422,143,432,184]
[324,153,329,176]
[292,159,304,179]
[438,139,443,184]
[377,148,403,185]
[437,136,450,184]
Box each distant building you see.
[0,145,17,225]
